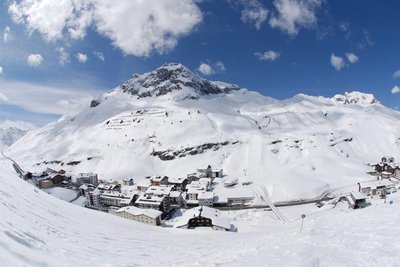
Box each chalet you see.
[198,177,212,187]
[50,173,66,185]
[168,177,188,190]
[381,156,395,164]
[198,191,214,207]
[381,171,392,179]
[79,184,88,196]
[134,194,171,212]
[99,191,136,207]
[346,192,370,209]
[110,206,162,226]
[394,168,400,180]
[169,191,183,206]
[39,179,53,189]
[358,180,395,196]
[174,206,232,231]
[76,173,99,187]
[86,189,101,209]
[122,178,134,186]
[150,176,169,186]
[186,181,208,207]
[197,165,223,179]
[136,180,151,192]
[186,172,203,183]
[145,185,173,197]
[97,182,121,192]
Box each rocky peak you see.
[331,91,380,106]
[118,63,240,99]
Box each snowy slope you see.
[8,63,400,201]
[1,159,400,267]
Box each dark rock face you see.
[150,141,239,161]
[90,100,101,108]
[119,63,240,98]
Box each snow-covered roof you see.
[350,191,367,200]
[116,206,162,219]
[168,177,187,184]
[359,180,394,189]
[146,185,173,196]
[135,194,165,205]
[169,191,182,198]
[198,191,214,200]
[79,184,88,190]
[174,206,230,230]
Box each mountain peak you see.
[331,91,380,106]
[118,63,240,99]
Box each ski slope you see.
[1,159,400,266]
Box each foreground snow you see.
[1,159,400,267]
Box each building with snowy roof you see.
[110,206,162,226]
[174,206,232,231]
[358,180,395,196]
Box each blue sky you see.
[0,0,400,126]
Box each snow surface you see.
[0,120,35,151]
[1,159,400,266]
[7,64,400,202]
[42,187,78,202]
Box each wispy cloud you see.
[93,51,105,61]
[393,70,400,80]
[3,26,11,43]
[229,0,269,29]
[56,47,70,66]
[255,50,280,61]
[0,79,104,116]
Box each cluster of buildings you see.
[345,156,400,210]
[79,165,238,230]
[374,156,400,180]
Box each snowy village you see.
[6,154,399,232]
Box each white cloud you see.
[393,70,400,80]
[0,79,103,116]
[255,50,280,61]
[269,0,322,36]
[3,26,11,43]
[0,66,3,75]
[198,63,214,76]
[8,0,202,57]
[197,61,226,76]
[27,54,43,67]
[93,51,105,61]
[330,54,345,71]
[345,53,359,64]
[76,52,88,63]
[391,85,400,94]
[56,47,70,66]
[8,0,75,41]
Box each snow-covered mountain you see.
[8,63,400,201]
[0,120,35,151]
